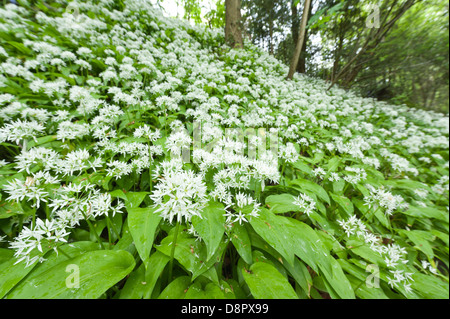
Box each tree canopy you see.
[173,0,449,112]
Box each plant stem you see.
[168,222,180,283]
[107,214,120,240]
[80,208,105,250]
[280,161,287,186]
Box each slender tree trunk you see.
[287,0,311,80]
[225,0,243,48]
[269,16,274,55]
[291,0,299,45]
[298,1,313,73]
[332,35,343,82]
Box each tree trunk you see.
[331,35,344,82]
[291,0,299,45]
[287,0,312,80]
[297,1,313,73]
[269,15,274,55]
[225,0,243,48]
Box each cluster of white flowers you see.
[0,0,447,288]
[293,193,316,216]
[364,185,409,216]
[150,160,208,224]
[224,192,261,227]
[3,173,59,209]
[421,260,439,275]
[9,218,70,267]
[338,215,414,293]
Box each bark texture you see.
[225,0,243,48]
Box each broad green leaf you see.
[383,179,431,192]
[333,179,346,195]
[327,157,342,172]
[290,178,330,204]
[185,281,228,299]
[26,135,57,149]
[399,230,435,260]
[330,193,354,217]
[158,276,191,299]
[0,201,24,219]
[113,222,136,255]
[119,264,147,299]
[284,258,313,298]
[127,206,162,267]
[320,257,356,299]
[0,249,13,265]
[265,193,299,214]
[242,262,297,299]
[143,251,170,299]
[125,192,150,208]
[286,218,355,299]
[230,223,253,265]
[191,201,226,261]
[9,242,99,290]
[109,189,128,201]
[0,254,41,298]
[156,232,226,280]
[402,206,449,223]
[249,208,295,265]
[412,272,449,299]
[7,250,135,299]
[291,160,312,175]
[347,239,386,265]
[347,275,389,299]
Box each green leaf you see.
[230,223,253,265]
[402,206,449,222]
[242,262,297,299]
[7,250,135,299]
[291,160,312,175]
[12,242,99,288]
[0,249,13,265]
[7,41,32,55]
[330,193,354,217]
[284,258,313,298]
[286,218,355,299]
[249,208,296,265]
[110,189,128,201]
[26,135,57,149]
[113,222,136,255]
[333,179,346,195]
[127,206,162,267]
[347,274,389,299]
[412,272,449,299]
[290,178,330,204]
[158,276,191,299]
[125,192,150,209]
[383,179,431,192]
[265,193,299,214]
[185,281,228,299]
[0,253,37,298]
[143,251,170,299]
[191,201,225,261]
[399,230,435,260]
[119,264,147,299]
[156,232,226,280]
[0,201,24,219]
[327,157,342,172]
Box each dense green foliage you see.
[0,0,448,299]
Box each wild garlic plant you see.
[0,0,448,299]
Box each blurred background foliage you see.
[154,0,448,113]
